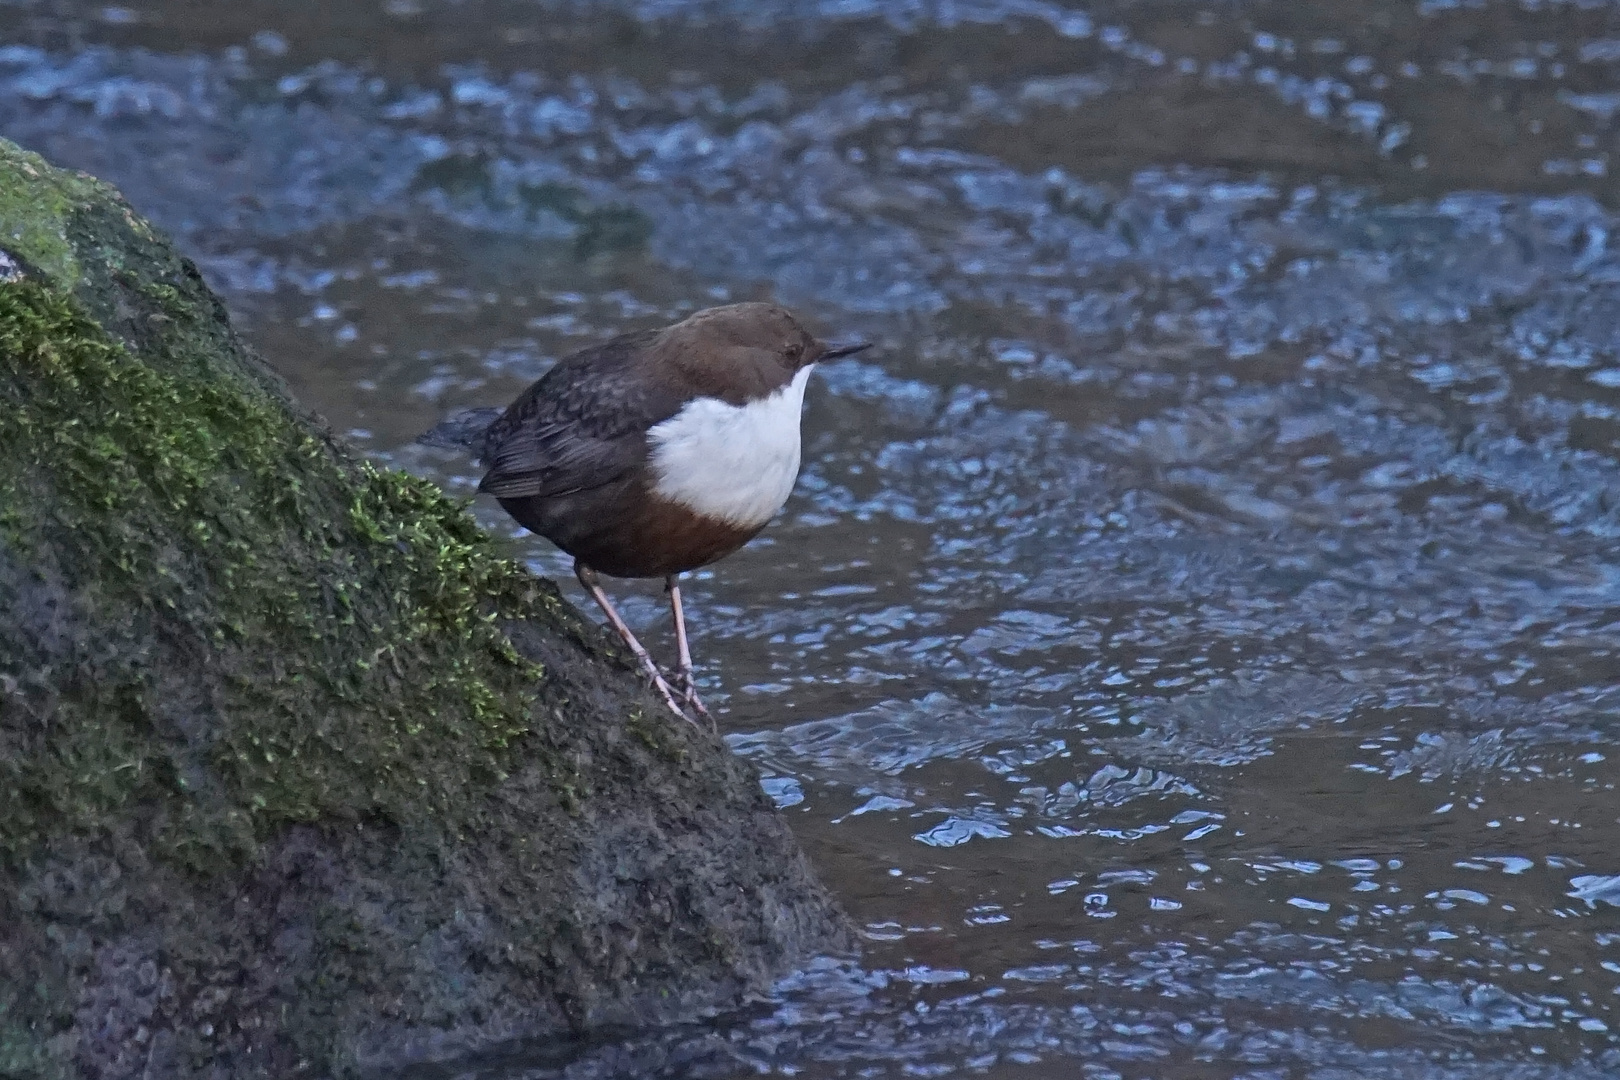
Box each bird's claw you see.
[649,668,704,729]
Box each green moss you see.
[0,276,549,871]
[626,706,689,765]
[0,138,852,1080]
[0,140,112,287]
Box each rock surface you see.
[0,137,852,1080]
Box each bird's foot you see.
[606,635,700,728]
[663,574,714,732]
[647,665,703,728]
[674,668,714,732]
[576,560,703,729]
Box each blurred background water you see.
[7,0,1620,1075]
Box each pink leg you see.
[575,561,697,727]
[665,575,712,730]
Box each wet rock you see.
[0,137,853,1079]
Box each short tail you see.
[415,406,505,461]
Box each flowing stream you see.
[6,0,1620,1075]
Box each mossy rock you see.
[0,137,852,1079]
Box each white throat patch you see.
[646,364,814,528]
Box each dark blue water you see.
[7,1,1620,1075]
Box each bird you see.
[420,302,871,728]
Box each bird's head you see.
[660,302,871,395]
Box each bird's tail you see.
[415,406,505,461]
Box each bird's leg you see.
[665,575,712,729]
[574,560,697,727]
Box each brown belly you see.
[497,488,763,579]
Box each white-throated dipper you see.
[421,302,871,727]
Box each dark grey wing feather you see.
[477,330,683,500]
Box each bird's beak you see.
[815,339,874,361]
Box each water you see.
[6,0,1620,1075]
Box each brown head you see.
[653,302,871,403]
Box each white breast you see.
[646,364,814,528]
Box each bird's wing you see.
[477,331,684,500]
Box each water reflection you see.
[7,0,1620,1075]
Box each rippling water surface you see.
[8,0,1620,1075]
